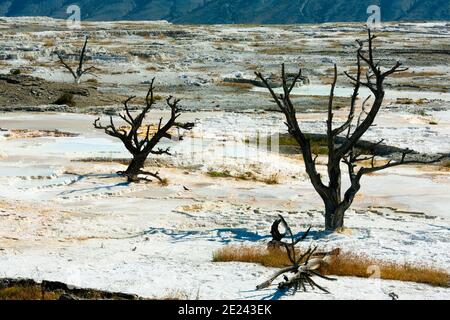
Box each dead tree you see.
[93,78,194,183]
[257,215,336,294]
[55,36,97,84]
[255,30,445,231]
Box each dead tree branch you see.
[257,216,336,295]
[55,36,99,84]
[256,30,446,231]
[93,78,194,183]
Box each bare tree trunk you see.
[125,153,148,178]
[324,163,344,230]
[324,203,345,231]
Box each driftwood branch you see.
[258,216,337,295]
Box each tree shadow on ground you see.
[144,228,330,244]
[144,227,271,243]
[239,288,287,301]
[58,173,129,196]
[143,226,333,244]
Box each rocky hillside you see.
[0,0,449,23]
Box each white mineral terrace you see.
[0,110,449,299]
[0,18,449,299]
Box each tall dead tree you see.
[256,30,445,231]
[55,36,97,84]
[94,78,194,183]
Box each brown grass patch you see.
[220,81,254,90]
[346,66,369,75]
[256,46,306,55]
[440,160,450,171]
[42,38,55,47]
[157,289,193,300]
[390,70,445,78]
[213,245,449,287]
[320,76,336,85]
[207,169,279,185]
[262,173,280,185]
[0,279,140,300]
[396,98,428,105]
[145,65,159,72]
[213,246,292,268]
[159,178,169,186]
[132,94,164,104]
[23,53,36,61]
[0,285,59,300]
[321,252,449,287]
[86,78,99,84]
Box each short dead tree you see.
[93,78,194,183]
[256,30,445,231]
[257,215,336,294]
[55,36,98,84]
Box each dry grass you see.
[92,39,114,46]
[321,253,449,287]
[213,245,292,268]
[86,78,99,84]
[23,53,36,61]
[0,285,59,300]
[0,279,141,300]
[220,81,254,90]
[256,46,306,55]
[396,98,428,105]
[159,178,169,186]
[356,158,390,170]
[157,289,194,300]
[390,70,445,78]
[440,160,450,171]
[213,245,450,287]
[235,171,259,181]
[132,94,164,104]
[320,75,337,85]
[207,169,233,178]
[262,173,280,185]
[346,65,369,75]
[42,38,55,47]
[53,92,75,107]
[145,65,159,72]
[207,169,280,185]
